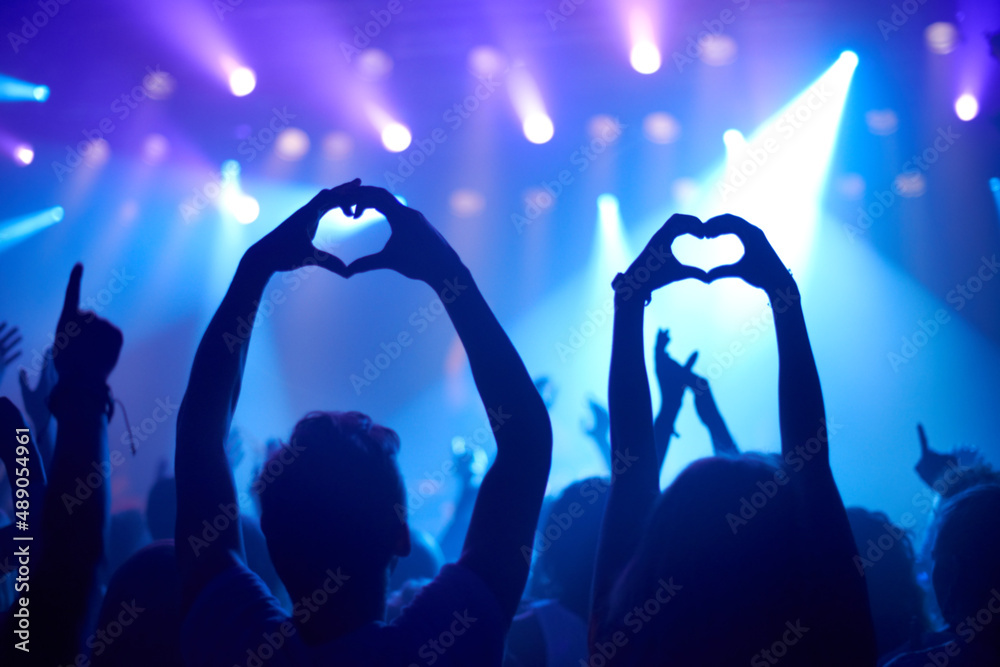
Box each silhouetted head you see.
[105,509,151,582]
[146,476,177,541]
[613,454,807,663]
[534,477,609,620]
[847,507,928,655]
[931,483,1000,638]
[258,411,410,601]
[92,540,182,667]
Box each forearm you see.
[769,282,826,466]
[438,267,550,466]
[176,256,270,570]
[36,407,108,664]
[653,392,681,471]
[594,296,661,624]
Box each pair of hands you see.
[621,213,794,299]
[248,179,462,287]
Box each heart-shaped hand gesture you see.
[341,186,463,286]
[247,178,361,275]
[616,214,710,301]
[701,214,794,293]
[55,264,124,384]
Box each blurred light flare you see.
[275,128,311,161]
[643,112,681,144]
[228,67,256,96]
[381,123,412,152]
[699,35,738,67]
[0,206,64,253]
[925,22,959,54]
[0,75,49,102]
[955,94,979,121]
[14,145,34,165]
[508,67,553,144]
[630,42,662,74]
[523,113,555,144]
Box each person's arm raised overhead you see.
[592,214,707,633]
[690,374,739,456]
[704,214,877,664]
[18,350,57,469]
[0,322,22,386]
[345,186,552,622]
[174,181,357,608]
[33,264,122,665]
[652,328,697,470]
[704,215,824,472]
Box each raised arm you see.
[345,186,552,622]
[31,265,122,665]
[18,351,57,469]
[652,329,697,469]
[690,375,739,456]
[704,215,824,470]
[592,214,707,632]
[175,182,356,607]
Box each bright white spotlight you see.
[32,85,49,102]
[14,145,34,165]
[955,94,979,121]
[523,113,554,144]
[597,193,620,220]
[630,42,662,74]
[222,159,241,179]
[723,129,745,150]
[381,123,412,152]
[228,194,259,224]
[228,67,256,96]
[275,128,310,161]
[839,50,859,69]
[925,22,958,54]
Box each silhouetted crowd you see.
[2,180,999,666]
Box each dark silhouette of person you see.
[591,214,877,665]
[174,181,552,665]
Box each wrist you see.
[764,279,800,312]
[49,379,113,420]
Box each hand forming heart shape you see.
[614,213,795,302]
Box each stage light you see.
[865,109,898,135]
[143,69,176,100]
[228,67,256,96]
[0,75,50,102]
[508,67,553,144]
[991,177,1000,193]
[643,112,680,144]
[671,178,700,208]
[839,50,859,69]
[356,48,394,79]
[222,159,240,179]
[449,189,485,217]
[894,172,926,197]
[699,35,737,67]
[523,113,554,144]
[14,145,33,166]
[322,132,353,160]
[83,138,110,167]
[588,115,622,140]
[925,22,958,54]
[723,129,745,150]
[630,41,661,74]
[0,206,64,252]
[468,46,507,77]
[142,134,170,165]
[955,94,979,121]
[381,122,412,152]
[275,128,310,161]
[222,189,259,224]
[836,173,866,200]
